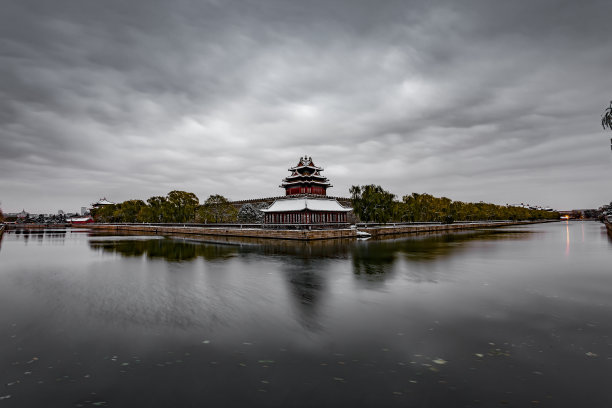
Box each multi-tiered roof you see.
[281,156,332,196]
[91,198,115,208]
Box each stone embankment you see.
[75,220,557,241]
[75,224,356,240]
[359,220,557,237]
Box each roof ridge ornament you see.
[282,157,331,196]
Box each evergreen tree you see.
[237,203,264,223]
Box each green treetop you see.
[197,194,238,223]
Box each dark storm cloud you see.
[1,0,611,212]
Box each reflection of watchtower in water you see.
[262,157,352,226]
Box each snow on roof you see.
[284,173,327,180]
[262,198,351,213]
[281,180,331,186]
[67,217,93,222]
[94,198,115,205]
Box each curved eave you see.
[282,176,330,183]
[284,174,328,180]
[288,165,324,171]
[281,181,332,187]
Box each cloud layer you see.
[1,0,611,213]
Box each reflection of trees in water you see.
[9,228,66,245]
[88,228,531,268]
[82,229,533,332]
[352,241,396,277]
[88,228,532,272]
[89,238,238,262]
[45,229,67,236]
[89,234,332,331]
[88,232,353,262]
[351,229,533,280]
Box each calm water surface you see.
[1,222,611,407]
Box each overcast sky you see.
[1,0,611,213]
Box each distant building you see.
[508,203,555,211]
[91,198,115,210]
[67,216,94,225]
[557,209,600,219]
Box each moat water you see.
[0,222,611,407]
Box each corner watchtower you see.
[281,156,332,196]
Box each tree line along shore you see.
[89,185,559,225]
